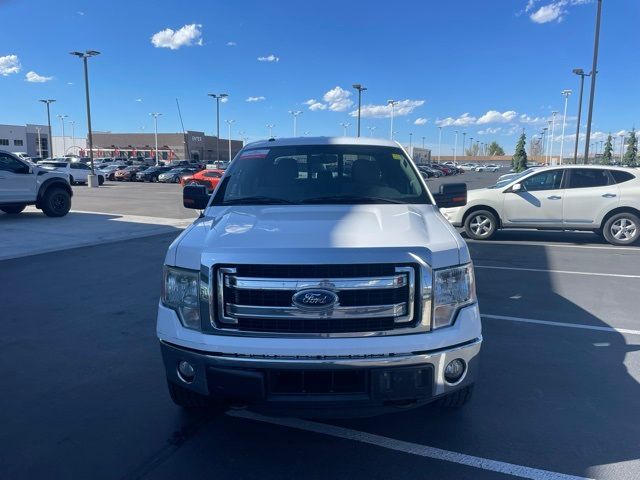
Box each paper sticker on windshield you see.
[240,149,269,159]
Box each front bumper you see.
[439,207,464,227]
[160,336,481,417]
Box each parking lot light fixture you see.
[368,126,376,137]
[421,136,425,149]
[438,127,443,162]
[352,84,367,137]
[572,68,591,164]
[549,112,558,164]
[57,114,68,156]
[559,90,572,164]
[70,50,100,181]
[266,124,275,138]
[39,99,56,159]
[150,113,162,165]
[208,93,228,161]
[226,119,235,161]
[453,130,458,162]
[288,110,302,136]
[387,100,398,140]
[340,122,350,136]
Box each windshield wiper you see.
[301,195,405,204]
[221,196,294,205]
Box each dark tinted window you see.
[0,154,29,173]
[609,170,635,184]
[567,169,610,189]
[521,169,563,191]
[204,171,222,178]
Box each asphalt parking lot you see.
[1,171,639,480]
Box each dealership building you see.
[89,131,243,161]
[0,123,51,158]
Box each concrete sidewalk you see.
[0,207,194,261]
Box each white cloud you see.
[305,99,327,111]
[246,96,265,102]
[25,71,52,83]
[0,54,21,76]
[226,41,237,47]
[323,86,353,112]
[529,0,591,24]
[354,99,425,119]
[478,127,502,135]
[436,113,477,127]
[151,24,203,50]
[67,82,74,85]
[525,0,539,12]
[414,117,428,125]
[77,11,85,16]
[135,98,143,102]
[257,54,279,62]
[615,130,627,137]
[519,113,547,125]
[477,110,517,124]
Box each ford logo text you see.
[292,289,339,310]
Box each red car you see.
[180,169,224,192]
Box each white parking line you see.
[228,410,594,480]
[475,265,640,279]
[467,240,640,252]
[482,314,640,336]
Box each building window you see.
[14,139,24,146]
[0,139,9,146]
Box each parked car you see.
[441,165,640,246]
[98,164,127,180]
[459,163,478,171]
[179,169,224,191]
[158,167,198,183]
[160,136,478,417]
[114,165,146,181]
[136,166,173,182]
[475,164,499,172]
[418,165,442,178]
[38,160,105,185]
[0,150,73,217]
[430,164,456,176]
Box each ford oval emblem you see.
[292,288,338,311]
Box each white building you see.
[0,124,51,158]
[52,135,87,157]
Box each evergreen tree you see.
[601,134,613,165]
[487,141,505,156]
[623,128,637,166]
[512,132,528,172]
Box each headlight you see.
[432,264,476,329]
[162,266,201,330]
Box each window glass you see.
[567,169,611,189]
[0,154,29,173]
[204,171,222,178]
[609,170,635,184]
[521,169,564,191]
[0,139,9,146]
[14,139,24,146]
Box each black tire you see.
[167,380,211,409]
[464,210,498,240]
[434,384,474,408]
[40,187,72,217]
[69,176,75,186]
[1,204,26,214]
[173,176,180,183]
[602,212,640,246]
[98,176,104,186]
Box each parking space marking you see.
[228,410,594,480]
[475,265,640,279]
[482,314,640,336]
[467,240,640,252]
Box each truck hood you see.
[168,204,469,270]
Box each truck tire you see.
[464,210,498,240]
[602,212,640,246]
[167,380,211,409]
[98,176,105,186]
[40,187,72,217]
[69,176,75,186]
[434,384,474,408]
[1,204,26,214]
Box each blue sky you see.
[1,0,639,154]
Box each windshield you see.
[211,145,430,205]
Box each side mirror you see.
[183,185,210,210]
[433,182,467,208]
[511,183,522,193]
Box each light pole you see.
[36,127,42,157]
[288,110,302,136]
[70,120,76,155]
[541,128,547,162]
[57,115,67,156]
[559,90,572,164]
[387,100,398,140]
[226,119,235,161]
[572,68,591,163]
[39,99,55,159]
[207,93,228,161]
[546,120,553,163]
[583,0,603,165]
[352,84,367,137]
[469,136,474,157]
[438,127,443,162]
[453,130,458,163]
[266,124,275,137]
[409,132,413,153]
[150,113,161,165]
[462,132,467,157]
[421,136,425,149]
[619,133,625,163]
[70,50,100,182]
[549,112,558,164]
[340,122,350,136]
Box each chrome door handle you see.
[547,195,562,200]
[602,193,617,198]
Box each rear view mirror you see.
[433,183,467,208]
[183,185,210,210]
[511,183,522,193]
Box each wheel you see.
[98,176,104,186]
[434,385,474,408]
[167,380,211,409]
[173,176,180,183]
[464,210,498,240]
[69,176,75,186]
[40,187,71,217]
[1,204,26,214]
[602,212,640,246]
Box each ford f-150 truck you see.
[157,137,480,417]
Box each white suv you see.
[38,160,105,186]
[157,137,481,417]
[441,165,640,246]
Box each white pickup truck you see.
[157,137,481,417]
[0,150,73,216]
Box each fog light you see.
[444,359,466,384]
[177,360,195,383]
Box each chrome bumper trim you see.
[225,302,406,320]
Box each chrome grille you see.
[213,264,417,335]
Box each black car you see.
[136,166,172,182]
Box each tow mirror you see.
[433,183,467,208]
[183,185,210,210]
